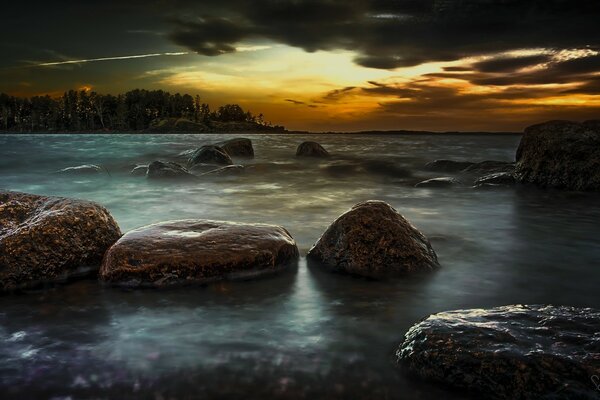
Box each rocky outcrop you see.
[56,164,105,175]
[218,138,254,158]
[307,201,439,278]
[424,159,474,172]
[515,120,600,191]
[0,191,121,292]
[296,141,330,158]
[397,305,600,399]
[146,161,195,180]
[415,177,459,188]
[474,172,516,187]
[100,219,299,287]
[188,145,233,166]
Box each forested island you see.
[0,89,285,133]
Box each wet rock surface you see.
[424,159,474,172]
[296,141,330,158]
[415,177,459,188]
[515,120,600,191]
[218,138,254,158]
[201,165,245,176]
[462,160,515,175]
[100,219,299,287]
[146,161,195,180]
[188,145,233,166]
[0,191,122,292]
[307,201,439,278]
[130,164,148,176]
[397,304,600,400]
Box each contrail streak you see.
[33,52,190,67]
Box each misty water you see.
[1,133,600,398]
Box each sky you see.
[1,0,599,132]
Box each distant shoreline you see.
[0,129,522,136]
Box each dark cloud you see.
[162,0,600,70]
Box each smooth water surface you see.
[1,133,600,399]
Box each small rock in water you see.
[296,141,330,158]
[146,161,195,180]
[188,145,233,166]
[515,120,600,191]
[218,138,254,158]
[415,177,458,188]
[201,165,245,176]
[397,304,600,399]
[0,191,122,292]
[307,200,439,278]
[100,219,299,287]
[424,159,474,172]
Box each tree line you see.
[0,89,272,132]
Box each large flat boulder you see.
[515,120,600,191]
[0,191,122,292]
[100,219,299,287]
[397,305,600,399]
[307,201,439,278]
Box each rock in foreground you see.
[296,141,330,158]
[397,305,600,400]
[307,201,439,278]
[100,219,299,287]
[219,138,254,158]
[0,191,122,292]
[515,120,600,191]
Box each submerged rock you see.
[100,219,299,287]
[296,141,330,158]
[200,165,245,176]
[146,161,195,180]
[515,120,600,191]
[130,165,148,176]
[424,159,474,172]
[218,138,254,158]
[188,145,233,166]
[462,160,515,175]
[397,304,600,399]
[0,191,121,292]
[56,164,105,175]
[415,177,459,188]
[474,172,516,187]
[307,201,439,278]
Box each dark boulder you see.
[218,138,254,158]
[56,164,105,175]
[397,304,600,399]
[146,161,195,180]
[0,191,122,292]
[424,159,474,172]
[296,141,330,158]
[100,219,299,287]
[515,120,600,191]
[415,177,459,188]
[188,145,233,166]
[307,201,439,278]
[474,172,516,187]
